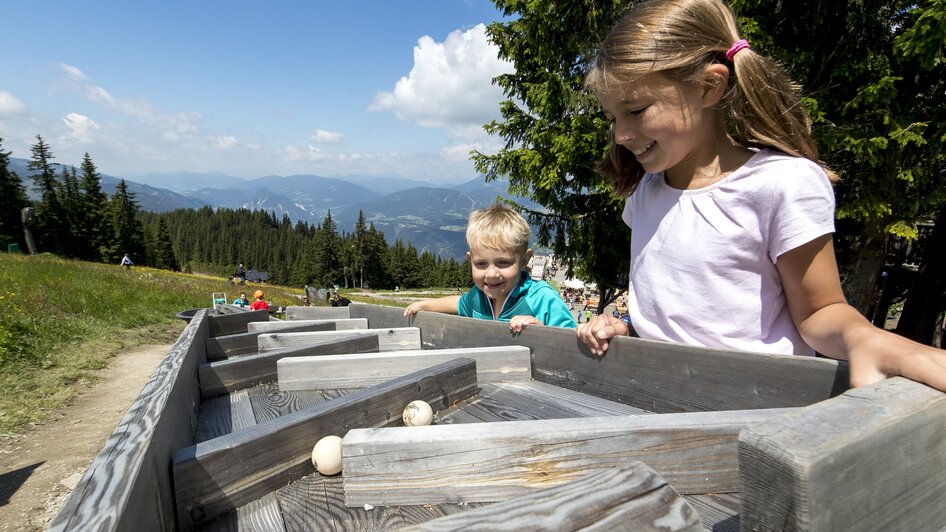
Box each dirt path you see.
[0,344,170,531]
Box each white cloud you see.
[212,135,238,149]
[60,63,88,81]
[62,112,100,143]
[310,129,343,144]
[0,91,27,116]
[369,23,514,140]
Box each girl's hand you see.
[846,327,946,391]
[509,315,541,333]
[577,314,630,356]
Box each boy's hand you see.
[403,301,425,317]
[577,314,630,356]
[509,315,541,333]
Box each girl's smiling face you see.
[597,72,719,182]
[467,246,530,302]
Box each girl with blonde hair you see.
[577,0,946,391]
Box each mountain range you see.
[8,157,542,259]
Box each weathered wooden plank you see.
[246,318,367,334]
[208,309,270,336]
[249,386,360,425]
[349,302,410,329]
[277,346,531,390]
[342,408,789,506]
[434,381,648,425]
[285,306,350,320]
[739,377,946,531]
[684,494,740,532]
[257,327,421,353]
[226,390,287,532]
[206,322,341,360]
[276,473,485,531]
[49,310,210,531]
[198,335,381,398]
[404,462,702,532]
[172,358,480,530]
[400,308,849,413]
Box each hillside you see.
[9,157,545,260]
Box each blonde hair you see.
[585,0,834,196]
[466,203,531,255]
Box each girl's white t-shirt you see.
[622,149,835,356]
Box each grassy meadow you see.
[0,253,391,434]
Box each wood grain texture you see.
[49,310,210,531]
[275,472,485,532]
[246,318,367,334]
[206,322,340,360]
[198,335,381,398]
[739,377,946,531]
[434,381,648,425]
[257,327,421,353]
[172,358,479,530]
[208,309,270,336]
[226,390,287,532]
[342,408,789,506]
[392,307,849,413]
[277,346,531,390]
[285,306,351,320]
[404,462,702,532]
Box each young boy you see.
[404,204,576,331]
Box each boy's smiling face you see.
[467,246,531,301]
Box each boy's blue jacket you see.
[458,271,576,328]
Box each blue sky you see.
[0,1,515,184]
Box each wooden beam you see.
[49,310,210,531]
[205,322,339,360]
[173,358,480,530]
[257,327,421,353]
[285,306,350,320]
[247,318,367,334]
[404,462,702,532]
[198,335,381,398]
[342,408,789,506]
[739,377,946,531]
[207,309,270,336]
[277,346,531,390]
[398,308,848,413]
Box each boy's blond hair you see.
[466,203,530,256]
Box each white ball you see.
[402,400,433,426]
[311,435,343,475]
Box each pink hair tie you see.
[726,39,750,62]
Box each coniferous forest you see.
[0,135,472,291]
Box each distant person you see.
[331,292,351,307]
[250,290,269,311]
[236,264,247,285]
[404,203,576,331]
[119,254,133,269]
[302,296,311,307]
[232,291,250,308]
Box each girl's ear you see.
[701,63,730,108]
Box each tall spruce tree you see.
[78,153,111,262]
[103,179,146,264]
[0,138,29,249]
[28,135,67,254]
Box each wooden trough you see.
[49,303,946,531]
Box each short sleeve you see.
[457,289,474,317]
[768,159,836,261]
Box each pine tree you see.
[102,179,146,264]
[149,217,179,270]
[78,153,111,262]
[59,165,83,258]
[0,138,29,249]
[28,135,67,254]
